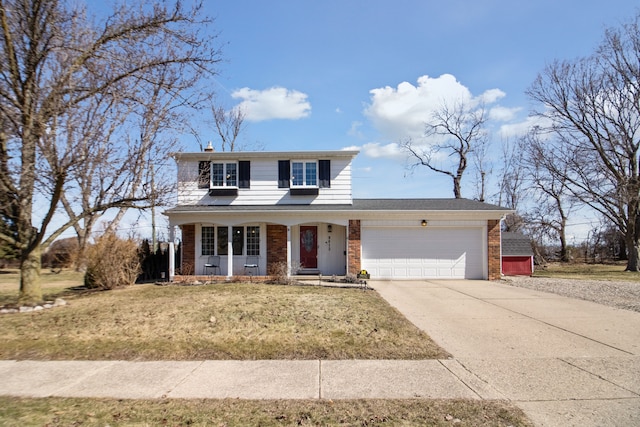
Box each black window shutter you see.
[278,160,290,188]
[319,160,331,188]
[198,161,210,189]
[239,161,250,188]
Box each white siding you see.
[361,226,485,279]
[176,157,353,205]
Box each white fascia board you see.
[171,150,360,162]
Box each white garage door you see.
[361,227,485,279]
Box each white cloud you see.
[479,88,506,104]
[489,105,520,122]
[360,142,405,160]
[347,121,365,139]
[498,115,548,139]
[364,74,508,141]
[231,87,311,122]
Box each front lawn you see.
[0,281,449,360]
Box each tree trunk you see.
[559,216,569,262]
[19,246,42,305]
[625,215,640,271]
[626,241,640,271]
[453,177,462,199]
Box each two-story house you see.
[164,149,511,280]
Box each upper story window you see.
[279,159,330,189]
[212,162,237,187]
[198,161,250,190]
[291,161,317,187]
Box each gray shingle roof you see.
[165,198,511,214]
[502,232,534,256]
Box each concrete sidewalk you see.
[0,359,482,400]
[374,280,640,427]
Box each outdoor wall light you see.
[421,220,428,227]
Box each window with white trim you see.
[202,225,260,256]
[211,162,237,187]
[291,161,317,187]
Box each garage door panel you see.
[362,227,484,279]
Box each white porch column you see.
[168,242,175,282]
[286,226,292,277]
[227,225,233,278]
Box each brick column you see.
[487,219,501,280]
[267,225,288,275]
[181,224,196,275]
[348,220,361,275]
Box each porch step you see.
[297,269,321,275]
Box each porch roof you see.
[164,198,511,214]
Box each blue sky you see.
[89,0,634,242]
[188,0,635,203]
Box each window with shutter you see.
[278,160,290,188]
[319,160,330,188]
[198,161,210,188]
[239,161,250,188]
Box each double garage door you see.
[361,227,485,279]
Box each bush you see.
[268,260,302,285]
[42,237,79,270]
[84,233,141,290]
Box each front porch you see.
[173,220,362,280]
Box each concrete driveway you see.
[373,279,640,427]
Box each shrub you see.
[84,233,141,290]
[268,260,302,285]
[42,237,79,270]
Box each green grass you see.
[0,397,534,427]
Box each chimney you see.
[204,141,214,152]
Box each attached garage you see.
[361,225,486,279]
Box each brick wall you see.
[181,224,196,275]
[267,225,288,274]
[348,219,361,275]
[487,219,501,280]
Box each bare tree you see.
[402,100,488,198]
[527,12,640,271]
[494,136,529,232]
[47,64,192,270]
[523,131,577,262]
[0,0,220,303]
[212,104,246,152]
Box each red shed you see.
[502,232,534,276]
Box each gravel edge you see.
[501,276,640,313]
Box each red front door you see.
[300,226,318,268]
